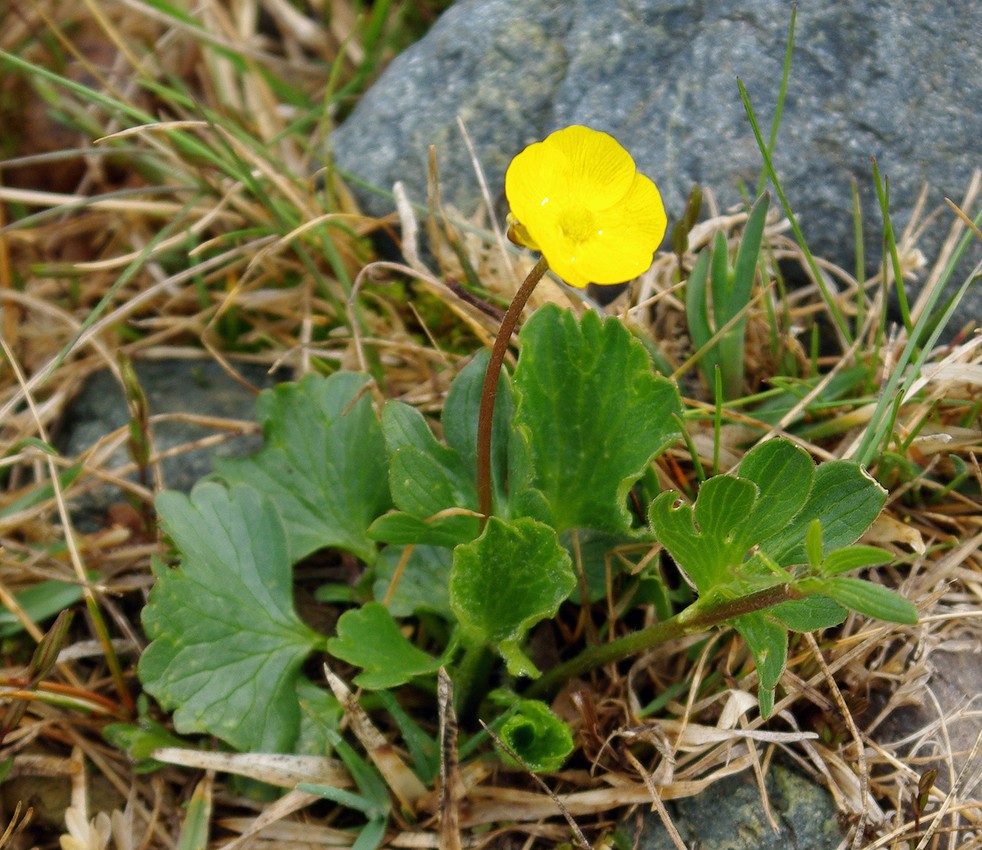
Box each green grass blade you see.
[851,177,866,338]
[872,157,912,334]
[175,777,212,850]
[853,203,982,464]
[719,193,770,398]
[755,5,796,198]
[738,79,853,345]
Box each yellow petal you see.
[545,125,638,210]
[531,229,591,287]
[574,196,667,283]
[504,137,569,232]
[544,175,667,287]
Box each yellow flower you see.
[504,125,667,289]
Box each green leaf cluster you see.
[649,438,916,715]
[137,304,916,785]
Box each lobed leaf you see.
[513,305,682,534]
[760,461,886,565]
[140,484,322,752]
[215,373,391,564]
[326,603,442,690]
[449,517,575,678]
[648,476,759,592]
[735,438,813,543]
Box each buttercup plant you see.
[136,126,918,828]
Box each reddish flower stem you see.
[476,256,550,523]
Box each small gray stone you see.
[58,360,285,527]
[630,760,846,850]
[873,626,982,792]
[332,0,981,334]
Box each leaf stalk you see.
[525,582,803,699]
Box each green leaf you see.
[735,438,813,541]
[372,545,453,618]
[498,699,574,773]
[299,783,385,818]
[512,305,681,534]
[296,679,344,757]
[215,373,391,564]
[382,402,477,515]
[769,595,847,632]
[375,690,439,783]
[140,484,321,752]
[685,250,718,378]
[326,603,442,689]
[717,194,769,399]
[102,714,188,772]
[760,461,886,565]
[449,517,575,678]
[649,439,821,593]
[709,231,731,329]
[805,519,824,569]
[337,733,392,813]
[352,818,387,850]
[731,612,788,718]
[379,400,480,545]
[368,512,472,548]
[648,476,760,592]
[175,777,212,850]
[299,728,392,849]
[822,545,893,576]
[728,194,769,318]
[822,577,918,624]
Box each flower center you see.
[557,206,600,245]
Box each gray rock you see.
[332,0,981,334]
[874,628,982,792]
[631,760,846,850]
[58,360,286,527]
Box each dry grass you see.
[1,1,980,848]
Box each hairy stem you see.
[476,256,550,522]
[526,582,804,699]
